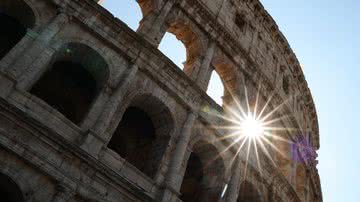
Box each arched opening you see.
[238,181,262,202]
[108,107,156,176]
[99,0,143,31]
[0,173,25,202]
[30,43,108,125]
[158,33,187,69]
[210,54,240,107]
[180,153,204,202]
[0,0,35,59]
[159,22,202,72]
[108,95,174,178]
[207,70,225,105]
[180,141,225,202]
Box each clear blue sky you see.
[102,1,360,201]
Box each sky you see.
[101,1,360,201]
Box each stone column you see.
[225,157,242,202]
[161,112,197,202]
[195,41,217,90]
[13,12,69,89]
[79,64,139,157]
[137,0,176,46]
[80,88,111,130]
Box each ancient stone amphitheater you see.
[0,0,322,201]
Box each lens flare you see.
[201,83,303,182]
[240,113,264,139]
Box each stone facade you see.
[0,0,322,201]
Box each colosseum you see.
[0,0,322,201]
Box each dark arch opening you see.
[238,181,262,202]
[30,43,108,125]
[0,0,35,59]
[180,141,225,202]
[0,14,26,59]
[108,107,156,177]
[30,61,98,124]
[108,95,174,178]
[0,173,25,202]
[180,153,204,202]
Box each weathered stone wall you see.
[0,0,322,201]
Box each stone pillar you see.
[137,0,176,46]
[161,112,197,202]
[195,41,216,91]
[13,12,69,89]
[79,64,139,157]
[80,88,111,130]
[225,157,242,202]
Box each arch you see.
[107,94,174,178]
[0,0,35,59]
[212,56,239,93]
[137,0,157,17]
[210,51,241,107]
[207,70,225,105]
[167,21,203,70]
[100,0,142,31]
[30,43,109,125]
[158,32,187,68]
[237,181,262,202]
[158,18,205,73]
[0,172,25,202]
[180,140,226,202]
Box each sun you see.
[202,83,294,180]
[240,113,265,139]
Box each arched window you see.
[108,95,174,178]
[210,55,239,107]
[108,107,156,176]
[0,0,35,59]
[207,70,225,105]
[238,181,262,202]
[159,22,202,73]
[99,0,142,31]
[159,32,187,69]
[30,43,108,125]
[180,141,225,202]
[0,173,25,202]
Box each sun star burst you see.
[203,83,299,183]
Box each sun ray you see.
[253,138,263,176]
[259,96,292,122]
[200,80,297,183]
[261,115,291,126]
[256,136,277,166]
[260,134,288,159]
[244,85,251,117]
[224,94,248,120]
[253,82,262,118]
[256,90,275,120]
